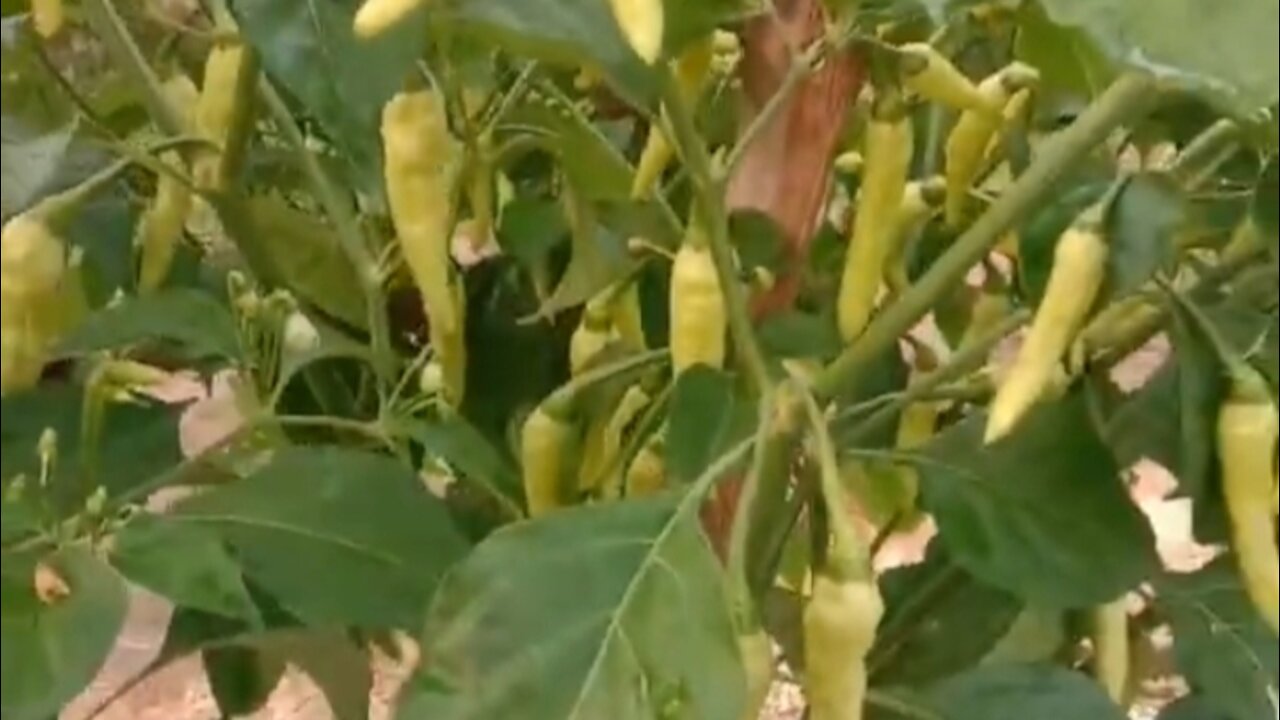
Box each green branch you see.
[740,71,1161,597]
[255,82,397,387]
[80,0,186,137]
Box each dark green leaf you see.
[729,210,787,277]
[1159,696,1236,720]
[1018,180,1109,304]
[110,514,260,623]
[173,447,469,629]
[0,547,128,720]
[979,607,1070,666]
[232,0,428,199]
[497,197,569,266]
[1014,1,1116,98]
[872,545,1023,686]
[439,0,748,109]
[440,0,656,107]
[757,310,843,360]
[204,644,285,717]
[255,629,372,720]
[402,415,523,501]
[1,383,183,515]
[506,94,634,202]
[248,195,369,330]
[1106,358,1199,486]
[1035,0,1279,113]
[907,664,1129,720]
[533,212,632,320]
[920,392,1158,608]
[1106,173,1187,298]
[1252,155,1279,239]
[57,289,241,361]
[667,367,737,484]
[597,198,682,251]
[400,493,746,720]
[1157,558,1279,720]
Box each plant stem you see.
[79,0,186,137]
[841,310,1030,444]
[727,389,779,627]
[814,72,1161,401]
[256,82,397,388]
[742,72,1160,595]
[660,69,774,395]
[1169,118,1241,191]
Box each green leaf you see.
[757,310,843,360]
[402,414,523,501]
[440,0,656,106]
[0,547,129,720]
[1106,172,1187,298]
[57,288,241,361]
[979,607,1069,667]
[729,210,788,278]
[1,383,184,515]
[666,367,738,484]
[1014,2,1116,99]
[248,195,369,330]
[1157,559,1279,720]
[110,514,260,623]
[204,628,372,720]
[172,447,470,630]
[533,204,633,320]
[400,494,746,720]
[1018,180,1109,304]
[498,197,570,266]
[871,545,1023,686]
[919,392,1158,608]
[0,116,77,218]
[903,664,1130,720]
[506,93,635,202]
[439,0,749,108]
[255,629,372,720]
[231,0,428,200]
[204,644,286,717]
[1159,696,1236,720]
[1252,155,1279,238]
[1035,0,1280,113]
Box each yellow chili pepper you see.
[138,74,201,293]
[521,405,575,517]
[625,433,666,498]
[570,294,617,376]
[429,279,467,407]
[631,37,715,199]
[1218,369,1279,633]
[944,63,1039,227]
[382,88,462,336]
[353,0,427,39]
[194,40,257,193]
[838,90,913,341]
[1,211,67,396]
[1092,598,1130,704]
[669,219,726,374]
[883,176,947,295]
[986,217,1106,443]
[31,0,64,38]
[609,0,665,64]
[898,43,997,115]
